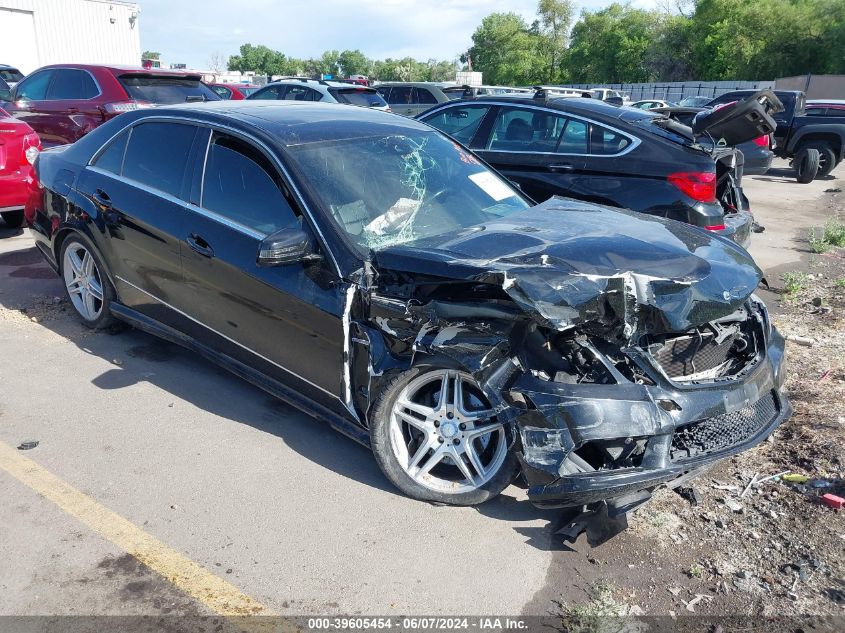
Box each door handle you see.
[67,107,79,114]
[548,163,574,172]
[187,234,214,258]
[94,188,112,209]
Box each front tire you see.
[1,210,25,228]
[370,366,517,506]
[60,235,116,329]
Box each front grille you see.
[649,330,739,378]
[670,391,779,461]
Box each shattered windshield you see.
[284,130,530,250]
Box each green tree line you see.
[227,44,457,82]
[228,0,845,85]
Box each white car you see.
[630,99,678,110]
[0,64,24,88]
[588,88,625,102]
[247,79,390,111]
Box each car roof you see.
[0,64,20,70]
[262,79,374,90]
[37,63,204,78]
[140,101,429,145]
[435,94,634,119]
[374,82,456,88]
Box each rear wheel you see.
[60,235,116,329]
[370,366,517,505]
[1,210,25,228]
[795,148,820,183]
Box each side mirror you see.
[257,227,320,266]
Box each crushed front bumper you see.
[512,327,790,509]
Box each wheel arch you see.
[788,128,844,157]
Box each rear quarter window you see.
[93,130,130,174]
[329,88,387,108]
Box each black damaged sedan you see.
[26,102,790,510]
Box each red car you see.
[207,83,260,100]
[0,107,40,228]
[2,64,220,147]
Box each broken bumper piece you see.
[514,328,790,509]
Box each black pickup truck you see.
[709,89,845,178]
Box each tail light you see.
[101,100,153,115]
[22,132,40,166]
[752,135,769,147]
[704,224,726,231]
[668,171,717,203]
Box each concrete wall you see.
[0,0,141,74]
[776,75,845,99]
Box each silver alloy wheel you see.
[63,243,104,321]
[388,369,507,494]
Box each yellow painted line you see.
[0,440,273,616]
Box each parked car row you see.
[23,100,792,511]
[417,90,784,247]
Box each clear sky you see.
[138,0,659,70]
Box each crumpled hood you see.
[374,197,762,340]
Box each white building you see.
[0,0,141,75]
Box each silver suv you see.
[246,79,389,111]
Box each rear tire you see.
[795,148,820,183]
[800,144,837,178]
[1,210,25,228]
[59,234,116,330]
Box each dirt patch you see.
[0,294,68,326]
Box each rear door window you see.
[421,105,491,145]
[487,106,568,152]
[15,70,53,100]
[249,85,286,100]
[387,86,414,105]
[558,118,588,153]
[117,75,220,104]
[283,86,322,102]
[46,69,99,100]
[93,130,130,174]
[123,122,197,197]
[414,88,437,105]
[329,88,387,108]
[201,132,298,235]
[375,86,392,102]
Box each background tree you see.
[228,44,287,76]
[467,13,544,85]
[537,0,574,83]
[691,0,845,80]
[141,51,160,60]
[565,4,663,83]
[338,49,370,77]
